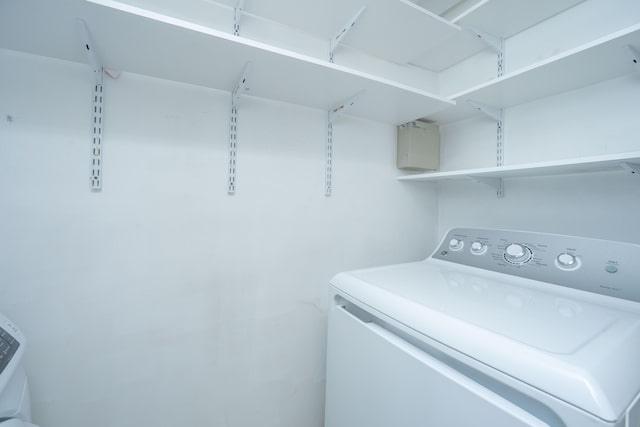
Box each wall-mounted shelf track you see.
[0,0,453,125]
[427,23,640,123]
[397,152,640,186]
[325,92,362,197]
[75,18,105,191]
[228,62,251,195]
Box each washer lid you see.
[331,260,640,422]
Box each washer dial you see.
[470,241,487,255]
[557,253,576,267]
[449,238,464,251]
[504,243,533,264]
[555,253,581,270]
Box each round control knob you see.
[557,253,576,267]
[449,238,464,251]
[470,241,486,255]
[504,243,532,263]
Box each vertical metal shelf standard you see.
[76,19,105,192]
[228,62,251,195]
[326,91,362,196]
[464,28,505,197]
[233,0,245,36]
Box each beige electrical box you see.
[396,121,440,171]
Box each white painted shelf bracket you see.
[624,45,640,70]
[329,6,366,63]
[228,62,251,195]
[325,91,363,196]
[467,27,504,76]
[468,101,502,122]
[621,162,640,175]
[233,0,245,36]
[468,176,504,198]
[76,18,105,192]
[468,100,504,197]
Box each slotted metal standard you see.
[463,29,505,198]
[76,18,105,191]
[90,83,104,190]
[233,0,245,36]
[228,62,251,195]
[326,91,362,196]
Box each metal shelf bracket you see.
[228,62,251,195]
[329,6,366,63]
[76,19,105,191]
[467,100,505,197]
[467,100,502,122]
[468,176,504,198]
[326,91,363,196]
[624,45,640,71]
[466,27,504,76]
[233,0,245,36]
[621,162,640,175]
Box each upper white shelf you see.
[397,151,640,182]
[241,0,460,65]
[426,22,640,123]
[411,0,585,72]
[0,0,453,125]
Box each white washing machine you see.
[325,228,640,427]
[0,314,38,427]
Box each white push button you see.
[606,265,618,273]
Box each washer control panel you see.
[0,325,20,376]
[432,228,640,302]
[0,314,23,379]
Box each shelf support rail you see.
[329,6,366,63]
[76,19,105,192]
[233,0,245,36]
[467,100,504,197]
[326,91,363,196]
[228,62,251,195]
[467,27,504,76]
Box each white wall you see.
[0,49,439,427]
